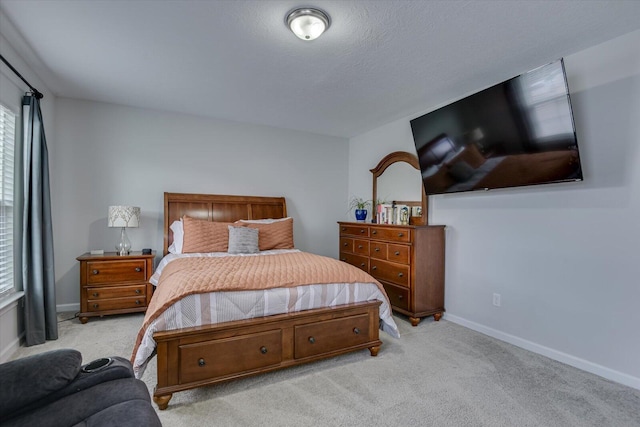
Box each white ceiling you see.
[1,0,640,138]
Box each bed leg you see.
[368,345,380,357]
[153,393,172,410]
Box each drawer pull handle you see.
[92,303,99,309]
[340,258,346,261]
[92,292,99,297]
[135,267,142,272]
[135,300,141,305]
[374,247,380,252]
[343,242,348,246]
[357,245,363,249]
[398,295,403,300]
[372,230,377,235]
[308,336,315,344]
[398,272,404,278]
[260,346,268,354]
[341,227,345,231]
[135,289,141,294]
[394,251,400,256]
[398,233,404,237]
[360,229,365,233]
[198,358,205,367]
[372,266,377,271]
[92,270,99,275]
[360,263,365,267]
[353,327,360,335]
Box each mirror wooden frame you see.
[370,151,427,226]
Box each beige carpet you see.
[10,313,640,427]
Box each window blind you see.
[0,103,16,298]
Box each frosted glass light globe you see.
[286,8,330,41]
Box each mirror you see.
[371,151,427,226]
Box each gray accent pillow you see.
[228,226,259,254]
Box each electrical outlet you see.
[493,293,501,307]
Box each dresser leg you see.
[368,345,380,357]
[153,393,172,410]
[80,316,89,324]
[409,317,420,326]
[433,313,442,321]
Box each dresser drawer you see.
[85,260,147,285]
[339,224,369,237]
[370,227,411,243]
[179,329,282,384]
[86,284,146,300]
[387,244,410,264]
[340,237,354,252]
[85,296,147,312]
[294,314,370,359]
[381,282,410,311]
[339,253,369,272]
[370,259,410,287]
[353,239,369,256]
[370,242,410,264]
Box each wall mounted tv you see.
[410,59,582,196]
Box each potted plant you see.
[349,197,371,222]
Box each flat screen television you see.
[410,59,583,195]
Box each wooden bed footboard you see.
[153,301,382,409]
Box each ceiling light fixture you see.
[286,7,330,41]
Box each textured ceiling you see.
[1,0,640,138]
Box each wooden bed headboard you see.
[163,192,287,255]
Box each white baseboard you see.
[56,303,80,313]
[444,313,640,391]
[0,332,23,363]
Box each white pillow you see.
[237,217,291,224]
[168,219,184,254]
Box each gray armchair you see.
[0,349,161,427]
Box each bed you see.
[132,192,399,410]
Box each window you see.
[0,103,16,298]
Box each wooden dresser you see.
[338,222,445,326]
[77,251,155,324]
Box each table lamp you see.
[108,206,140,255]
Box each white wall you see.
[348,30,640,389]
[52,100,349,310]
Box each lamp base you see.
[116,227,132,256]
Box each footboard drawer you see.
[294,313,370,359]
[179,329,282,383]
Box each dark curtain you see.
[21,94,57,345]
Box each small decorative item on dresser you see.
[76,251,155,324]
[107,206,140,255]
[348,197,370,222]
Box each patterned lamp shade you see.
[107,206,140,255]
[108,206,140,228]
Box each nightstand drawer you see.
[85,260,147,284]
[86,296,147,312]
[86,285,146,300]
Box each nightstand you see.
[76,251,155,324]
